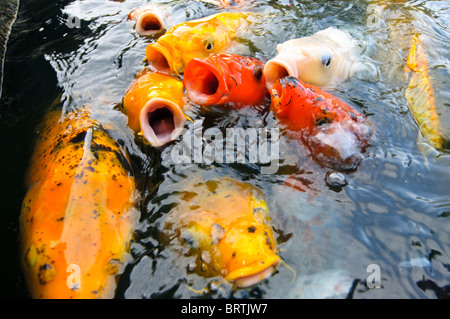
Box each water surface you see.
[1,0,449,298]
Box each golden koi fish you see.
[122,70,187,147]
[20,108,139,298]
[145,12,249,76]
[160,177,280,288]
[405,34,443,150]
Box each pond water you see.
[1,0,449,298]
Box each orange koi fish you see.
[405,34,443,150]
[20,108,139,298]
[270,76,372,170]
[145,12,249,76]
[183,53,266,107]
[160,178,280,288]
[122,70,186,147]
[128,5,165,36]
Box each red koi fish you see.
[270,76,372,170]
[183,53,266,108]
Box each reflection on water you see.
[1,0,449,298]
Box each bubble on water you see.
[325,171,348,189]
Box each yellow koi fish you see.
[405,34,443,150]
[145,12,249,76]
[160,177,280,288]
[122,70,187,147]
[20,108,139,298]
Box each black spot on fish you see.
[69,131,87,144]
[248,226,256,233]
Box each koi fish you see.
[264,27,378,90]
[20,108,139,298]
[160,178,280,288]
[145,12,249,76]
[270,76,372,170]
[122,70,186,147]
[405,34,444,150]
[183,52,266,107]
[128,5,165,36]
[287,269,353,299]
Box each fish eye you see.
[204,38,214,51]
[321,53,332,67]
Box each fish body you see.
[123,70,186,147]
[183,53,266,107]
[264,27,377,90]
[145,12,249,76]
[405,34,443,150]
[270,76,371,170]
[160,178,280,288]
[20,109,139,298]
[128,5,165,36]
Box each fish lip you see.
[140,98,186,147]
[183,58,227,106]
[264,56,297,90]
[225,255,280,288]
[145,41,175,75]
[134,10,165,36]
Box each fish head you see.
[219,204,281,288]
[164,178,280,288]
[129,6,165,36]
[123,72,186,147]
[183,53,266,107]
[264,27,355,89]
[146,14,242,75]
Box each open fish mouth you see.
[225,255,280,288]
[140,98,186,147]
[183,58,226,105]
[135,11,165,36]
[145,41,175,75]
[264,56,297,90]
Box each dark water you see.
[1,0,449,298]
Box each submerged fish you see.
[270,76,372,170]
[264,27,377,90]
[122,70,186,147]
[145,12,249,76]
[20,108,139,298]
[159,178,280,288]
[183,52,266,107]
[405,34,445,150]
[128,5,165,36]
